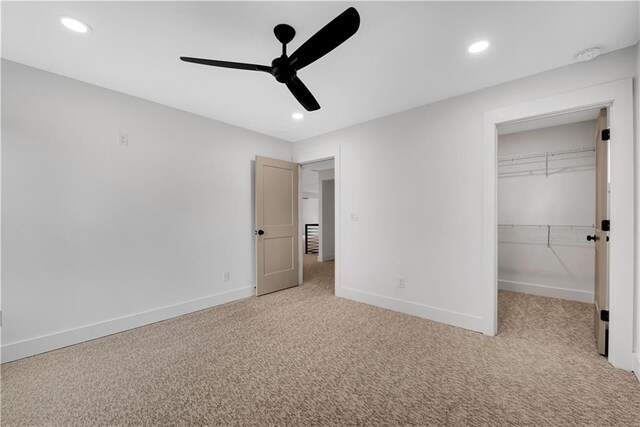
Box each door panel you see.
[593,107,608,355]
[263,166,294,226]
[264,237,294,274]
[256,156,299,296]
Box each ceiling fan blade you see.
[180,57,272,73]
[288,7,360,71]
[286,77,320,111]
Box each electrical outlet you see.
[119,132,129,146]
[223,272,230,282]
[398,278,405,288]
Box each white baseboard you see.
[498,280,594,303]
[318,254,335,262]
[336,287,484,333]
[633,353,640,382]
[1,286,254,363]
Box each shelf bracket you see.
[547,224,551,247]
[545,152,549,176]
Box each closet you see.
[497,114,599,304]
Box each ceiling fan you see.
[180,7,360,112]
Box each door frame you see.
[295,153,340,293]
[482,78,635,371]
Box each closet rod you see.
[498,224,594,228]
[498,224,595,247]
[497,153,594,168]
[497,145,595,163]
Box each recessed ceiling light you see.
[59,16,91,33]
[292,112,304,120]
[468,40,489,54]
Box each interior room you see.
[1,1,639,425]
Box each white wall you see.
[319,175,335,262]
[300,163,320,226]
[317,169,335,261]
[300,163,319,195]
[302,198,319,225]
[1,60,292,361]
[497,121,596,303]
[293,46,638,336]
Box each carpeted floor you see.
[2,256,639,426]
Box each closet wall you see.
[498,120,597,303]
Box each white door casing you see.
[483,78,635,371]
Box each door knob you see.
[587,235,599,241]
[257,230,265,236]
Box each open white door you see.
[255,156,299,296]
[592,108,609,355]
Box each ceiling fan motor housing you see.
[272,24,297,83]
[271,56,296,83]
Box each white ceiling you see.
[3,2,638,142]
[498,108,600,136]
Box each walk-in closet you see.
[496,107,611,352]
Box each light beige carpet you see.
[2,257,639,426]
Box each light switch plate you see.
[119,132,129,146]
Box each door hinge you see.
[601,220,610,231]
[600,310,609,322]
[601,128,610,141]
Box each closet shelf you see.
[498,224,595,247]
[498,145,595,176]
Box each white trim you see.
[483,78,635,371]
[1,286,253,363]
[634,354,640,382]
[337,287,483,332]
[498,280,594,303]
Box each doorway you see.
[482,78,635,371]
[300,159,335,294]
[496,108,607,355]
[254,155,338,297]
